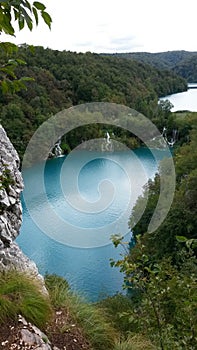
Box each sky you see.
[2,0,197,53]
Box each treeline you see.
[109,50,197,82]
[174,55,197,82]
[0,45,187,157]
[130,112,197,256]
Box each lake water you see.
[161,84,197,112]
[17,148,169,301]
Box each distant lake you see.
[17,148,169,301]
[161,83,197,112]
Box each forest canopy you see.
[109,50,197,82]
[0,45,187,157]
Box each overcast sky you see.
[2,0,197,53]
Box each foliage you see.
[97,293,134,333]
[108,50,197,70]
[128,115,197,259]
[114,334,157,350]
[0,44,33,94]
[174,55,197,82]
[44,273,70,308]
[0,166,15,190]
[109,116,197,349]
[110,50,197,82]
[111,236,197,350]
[45,274,117,350]
[0,270,52,329]
[0,45,187,158]
[0,0,51,94]
[0,0,51,35]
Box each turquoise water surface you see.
[17,148,169,301]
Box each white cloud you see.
[1,0,197,53]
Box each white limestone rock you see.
[0,126,23,245]
[0,126,47,294]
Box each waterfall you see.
[101,132,114,151]
[54,139,63,157]
[150,126,178,149]
[162,127,178,147]
[49,138,63,158]
[106,132,110,144]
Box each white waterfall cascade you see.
[150,127,178,149]
[101,131,114,151]
[162,127,178,147]
[50,138,63,157]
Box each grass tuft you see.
[114,334,157,350]
[45,273,69,307]
[46,274,117,350]
[0,270,52,329]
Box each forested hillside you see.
[174,55,197,82]
[109,51,197,82]
[107,112,197,349]
[130,112,197,257]
[0,45,187,157]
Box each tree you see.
[111,235,197,349]
[0,0,51,35]
[0,0,52,93]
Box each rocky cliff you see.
[0,125,44,282]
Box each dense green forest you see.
[0,45,187,157]
[107,111,197,349]
[108,50,197,82]
[130,112,197,255]
[174,55,197,82]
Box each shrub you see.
[97,293,134,332]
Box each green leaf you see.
[19,16,25,30]
[1,18,15,35]
[0,42,18,54]
[7,59,18,66]
[20,76,34,82]
[41,11,52,29]
[21,8,33,31]
[0,66,16,78]
[128,315,135,323]
[1,80,9,94]
[15,59,26,65]
[13,9,18,21]
[33,7,38,25]
[191,241,197,248]
[22,0,32,11]
[176,236,187,243]
[33,1,46,11]
[26,18,33,30]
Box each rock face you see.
[0,125,45,287]
[0,126,23,247]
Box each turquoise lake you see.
[161,83,197,112]
[17,148,170,301]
